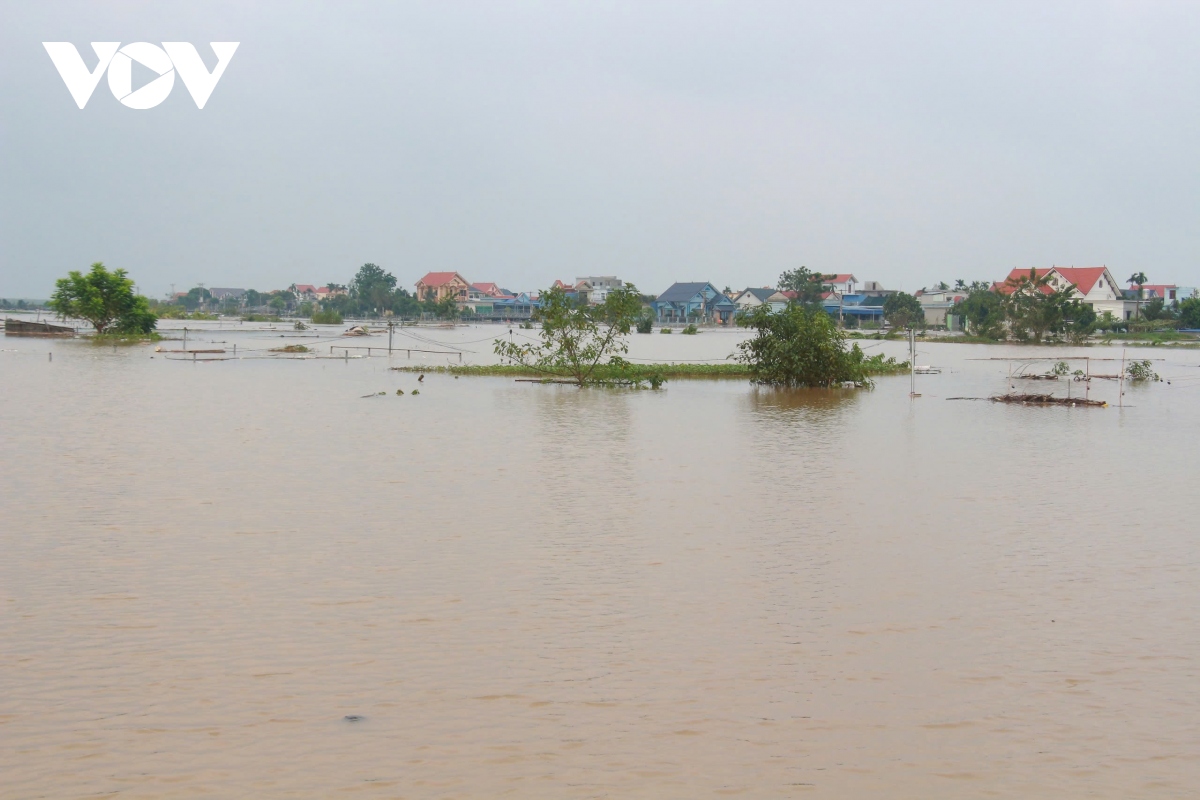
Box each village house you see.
[491,292,538,319]
[470,282,510,298]
[1126,283,1187,306]
[653,282,736,324]
[576,276,624,303]
[733,287,790,313]
[209,288,245,303]
[823,273,858,295]
[858,281,897,299]
[997,266,1128,318]
[551,279,595,304]
[822,292,886,326]
[314,285,347,301]
[915,288,966,329]
[415,272,470,303]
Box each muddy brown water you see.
[2,326,1198,798]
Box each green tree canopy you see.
[951,288,1005,338]
[350,263,398,316]
[735,303,876,388]
[777,267,827,305]
[883,292,924,329]
[49,262,156,334]
[1178,294,1200,328]
[1001,269,1076,342]
[1141,297,1168,321]
[494,284,646,386]
[177,286,211,311]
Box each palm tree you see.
[1128,272,1148,318]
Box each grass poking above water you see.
[392,354,907,381]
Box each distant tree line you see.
[0,298,46,310]
[157,263,464,322]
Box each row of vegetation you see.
[485,283,905,389]
[163,264,462,321]
[1,298,45,310]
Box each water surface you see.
[2,327,1197,798]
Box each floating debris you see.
[396,389,404,395]
[411,389,420,395]
[270,344,309,353]
[990,392,1106,407]
[343,715,364,723]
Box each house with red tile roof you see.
[415,272,470,303]
[997,266,1127,318]
[822,273,858,295]
[470,282,505,298]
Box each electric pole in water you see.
[909,327,917,397]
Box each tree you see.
[494,284,645,386]
[49,262,156,334]
[1128,271,1148,319]
[388,289,421,318]
[178,286,211,311]
[350,263,397,317]
[735,303,876,388]
[777,267,827,305]
[883,292,924,329]
[1179,294,1200,328]
[1002,268,1075,342]
[244,289,264,308]
[268,294,287,314]
[951,288,1005,338]
[1141,297,1167,321]
[434,295,460,320]
[1065,300,1097,341]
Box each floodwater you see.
[2,322,1198,798]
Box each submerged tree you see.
[736,303,879,388]
[494,284,649,387]
[49,262,156,334]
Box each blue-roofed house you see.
[653,282,737,324]
[491,292,539,319]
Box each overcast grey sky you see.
[2,0,1198,298]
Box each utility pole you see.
[1119,348,1126,408]
[909,327,916,397]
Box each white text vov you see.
[43,42,239,109]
